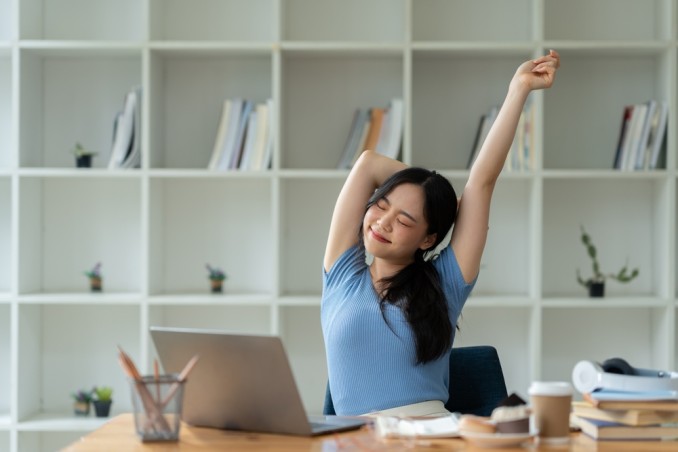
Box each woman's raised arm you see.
[451,50,561,283]
[324,150,407,272]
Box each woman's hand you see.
[511,49,560,92]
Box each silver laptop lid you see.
[150,326,313,436]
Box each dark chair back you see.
[323,345,507,416]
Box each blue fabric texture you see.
[321,244,475,416]
[323,345,508,416]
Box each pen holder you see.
[129,374,185,442]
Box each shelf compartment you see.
[412,0,533,43]
[149,50,272,169]
[279,306,325,414]
[17,177,142,294]
[17,304,141,422]
[148,305,271,335]
[543,51,669,170]
[18,49,141,169]
[541,306,671,390]
[281,53,403,170]
[279,178,343,296]
[0,178,10,293]
[0,54,11,169]
[147,304,272,369]
[411,52,533,170]
[18,0,143,41]
[149,0,275,42]
[0,0,11,40]
[148,178,274,295]
[450,176,534,297]
[544,0,670,42]
[283,0,405,43]
[0,305,9,418]
[456,306,534,397]
[19,431,89,452]
[543,178,669,298]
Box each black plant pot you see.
[93,400,112,417]
[75,155,93,168]
[588,281,605,297]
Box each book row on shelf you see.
[108,86,142,170]
[207,98,274,171]
[571,393,678,441]
[337,98,403,169]
[467,99,535,172]
[613,100,668,172]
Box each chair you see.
[323,345,508,416]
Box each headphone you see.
[571,357,678,394]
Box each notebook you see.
[150,326,367,436]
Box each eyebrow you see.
[381,196,418,223]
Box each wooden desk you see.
[64,414,678,451]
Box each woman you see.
[321,51,560,416]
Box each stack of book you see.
[337,98,403,169]
[571,392,678,441]
[108,86,142,169]
[467,99,534,172]
[613,99,668,171]
[208,97,274,171]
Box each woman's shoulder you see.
[433,246,477,297]
[323,244,367,285]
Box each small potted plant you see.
[84,262,103,292]
[72,388,93,416]
[72,142,98,168]
[206,264,227,293]
[92,386,113,418]
[576,225,639,297]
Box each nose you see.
[377,213,394,232]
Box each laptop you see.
[150,326,367,436]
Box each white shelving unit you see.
[0,0,677,450]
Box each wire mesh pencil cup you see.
[129,374,185,442]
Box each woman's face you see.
[363,183,436,264]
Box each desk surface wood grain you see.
[63,414,678,451]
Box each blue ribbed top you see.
[321,245,475,416]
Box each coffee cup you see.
[528,381,572,444]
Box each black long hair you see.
[361,167,458,364]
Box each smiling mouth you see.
[370,228,391,244]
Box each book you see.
[238,110,258,170]
[467,106,499,169]
[620,103,647,171]
[216,97,244,170]
[350,111,372,166]
[381,98,403,160]
[633,100,656,170]
[108,88,139,169]
[226,99,254,169]
[259,98,275,170]
[121,86,142,169]
[208,99,233,170]
[249,102,270,170]
[573,415,678,440]
[613,105,633,169]
[363,107,385,152]
[337,108,369,169]
[647,100,668,170]
[572,400,678,427]
[584,391,678,411]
